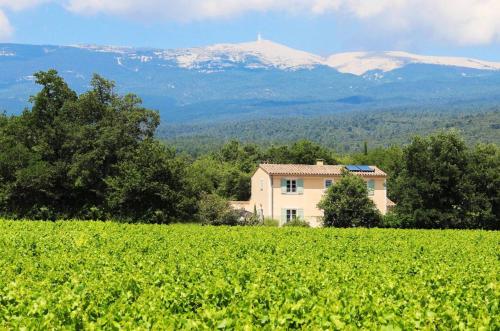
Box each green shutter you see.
[281,179,287,194]
[281,209,287,225]
[297,179,304,194]
[298,209,304,220]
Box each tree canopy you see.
[0,70,191,222]
[318,172,381,228]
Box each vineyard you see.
[0,221,498,329]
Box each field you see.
[0,221,498,329]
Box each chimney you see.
[316,159,325,166]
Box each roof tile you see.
[259,164,386,177]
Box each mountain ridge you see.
[64,39,500,75]
[1,41,500,123]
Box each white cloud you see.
[1,0,500,46]
[0,0,49,11]
[63,0,500,45]
[0,9,13,40]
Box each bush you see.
[283,218,310,228]
[31,206,56,222]
[237,212,261,226]
[81,206,105,221]
[150,210,170,224]
[198,193,239,226]
[380,212,401,228]
[262,218,280,227]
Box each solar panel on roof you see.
[346,165,375,172]
[346,165,361,171]
[357,165,375,172]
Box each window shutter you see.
[281,209,286,225]
[298,209,304,220]
[281,179,287,194]
[297,179,304,194]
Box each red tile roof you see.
[259,164,386,177]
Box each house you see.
[230,160,393,227]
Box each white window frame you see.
[286,209,298,223]
[286,179,297,193]
[259,179,264,191]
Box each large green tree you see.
[318,172,381,228]
[392,131,499,229]
[0,70,193,221]
[465,143,500,229]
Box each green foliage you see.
[318,172,381,228]
[467,143,500,227]
[161,108,500,155]
[105,140,194,223]
[197,193,239,226]
[392,131,500,229]
[0,221,498,329]
[0,71,194,222]
[380,212,407,228]
[236,213,261,226]
[262,218,280,227]
[264,139,338,165]
[283,218,311,227]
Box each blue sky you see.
[1,1,500,60]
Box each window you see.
[324,179,333,189]
[286,209,297,223]
[260,179,264,191]
[281,179,303,194]
[367,180,375,196]
[282,208,304,224]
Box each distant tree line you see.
[0,71,498,229]
[160,108,500,155]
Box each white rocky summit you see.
[74,38,500,75]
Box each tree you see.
[265,140,337,165]
[186,155,251,201]
[466,143,500,229]
[318,172,381,228]
[105,140,196,223]
[392,131,479,229]
[0,70,190,222]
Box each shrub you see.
[380,212,401,228]
[31,206,56,222]
[83,206,104,221]
[198,193,239,226]
[237,212,261,226]
[150,210,170,224]
[283,218,310,227]
[262,218,280,227]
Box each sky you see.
[1,0,500,60]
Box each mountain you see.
[1,39,500,123]
[327,51,500,75]
[73,39,500,74]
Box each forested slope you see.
[160,108,500,155]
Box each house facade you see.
[230,161,392,227]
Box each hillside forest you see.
[0,71,498,229]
